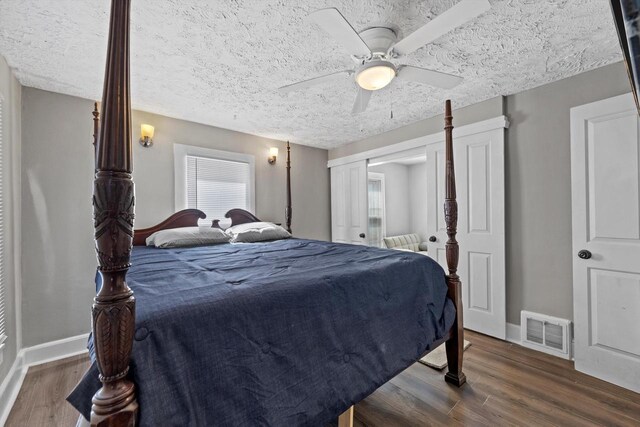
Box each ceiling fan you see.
[279,0,491,114]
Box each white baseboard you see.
[0,353,26,427]
[21,333,89,368]
[0,333,89,426]
[506,322,521,344]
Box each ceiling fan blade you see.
[392,0,490,56]
[396,65,463,89]
[352,87,372,114]
[309,8,371,57]
[279,70,353,92]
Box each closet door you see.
[331,160,368,244]
[571,93,640,392]
[426,128,506,339]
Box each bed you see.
[75,1,466,426]
[70,225,456,425]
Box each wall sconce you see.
[139,124,155,147]
[268,147,278,165]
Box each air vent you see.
[520,311,572,359]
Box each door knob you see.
[429,236,437,242]
[359,233,366,238]
[578,250,592,260]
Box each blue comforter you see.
[68,238,455,426]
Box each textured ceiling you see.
[0,0,622,148]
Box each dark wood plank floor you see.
[6,354,90,426]
[7,331,640,426]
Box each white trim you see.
[12,89,22,354]
[0,333,90,425]
[327,115,509,168]
[21,333,89,368]
[505,322,521,344]
[0,65,24,427]
[0,351,26,427]
[173,143,256,214]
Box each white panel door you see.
[331,160,368,245]
[426,128,506,339]
[570,93,640,392]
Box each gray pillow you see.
[146,227,230,248]
[225,222,291,243]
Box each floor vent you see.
[520,311,572,359]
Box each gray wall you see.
[329,62,631,325]
[504,61,630,323]
[408,162,428,241]
[0,55,21,385]
[368,163,410,236]
[21,88,330,347]
[130,110,331,236]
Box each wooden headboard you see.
[132,209,206,245]
[223,208,262,227]
[132,208,265,246]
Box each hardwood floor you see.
[6,331,640,426]
[6,354,89,427]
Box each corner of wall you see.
[0,53,23,399]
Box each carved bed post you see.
[93,102,100,150]
[91,0,138,426]
[443,100,466,387]
[285,141,292,233]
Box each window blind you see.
[186,155,251,223]
[367,177,384,247]
[0,95,5,346]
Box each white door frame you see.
[327,116,509,168]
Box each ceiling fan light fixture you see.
[356,61,397,91]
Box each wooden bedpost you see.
[91,0,138,426]
[93,102,99,150]
[443,100,466,387]
[285,141,292,234]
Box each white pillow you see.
[146,227,230,248]
[225,222,291,243]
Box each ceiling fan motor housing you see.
[358,27,397,56]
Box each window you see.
[367,172,385,247]
[175,144,255,225]
[0,94,5,349]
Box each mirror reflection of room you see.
[367,147,428,255]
